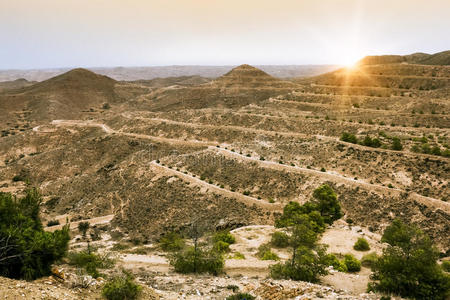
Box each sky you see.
[1,0,449,69]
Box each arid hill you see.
[213,64,296,88]
[145,64,297,111]
[0,78,36,92]
[0,68,125,130]
[357,50,450,66]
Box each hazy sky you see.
[1,0,449,69]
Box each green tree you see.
[270,245,328,282]
[311,184,342,224]
[271,231,290,248]
[369,219,450,299]
[0,190,70,280]
[159,232,185,252]
[78,221,90,237]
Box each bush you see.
[344,254,361,272]
[102,271,142,300]
[275,201,323,229]
[369,219,450,299]
[111,243,130,251]
[213,231,235,245]
[170,246,224,275]
[12,175,25,182]
[46,219,60,227]
[67,249,114,278]
[442,261,450,272]
[257,244,279,261]
[271,231,290,248]
[0,190,70,280]
[270,246,328,282]
[353,238,370,251]
[231,252,245,260]
[361,252,378,268]
[213,241,230,253]
[78,221,90,237]
[322,253,347,272]
[341,132,358,144]
[391,137,403,151]
[226,293,255,300]
[159,232,185,252]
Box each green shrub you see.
[271,231,290,248]
[370,219,450,299]
[102,271,142,300]
[431,146,442,156]
[341,132,358,144]
[160,232,185,252]
[361,252,378,267]
[12,175,25,182]
[226,293,255,300]
[442,261,450,272]
[46,219,60,227]
[257,244,279,261]
[78,221,90,237]
[231,252,245,259]
[391,137,403,151]
[353,238,370,251]
[322,253,347,272]
[213,241,230,253]
[67,250,114,278]
[0,190,70,280]
[112,243,130,251]
[226,284,239,292]
[170,246,224,275]
[344,254,361,272]
[213,231,235,245]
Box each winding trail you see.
[120,113,449,160]
[50,119,213,147]
[44,119,449,213]
[210,147,450,213]
[150,161,282,212]
[45,214,114,232]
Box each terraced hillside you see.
[0,60,449,298]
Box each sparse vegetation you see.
[159,232,185,252]
[256,244,279,261]
[67,248,114,278]
[102,270,142,300]
[170,246,224,275]
[226,293,255,300]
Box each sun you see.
[341,53,362,69]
